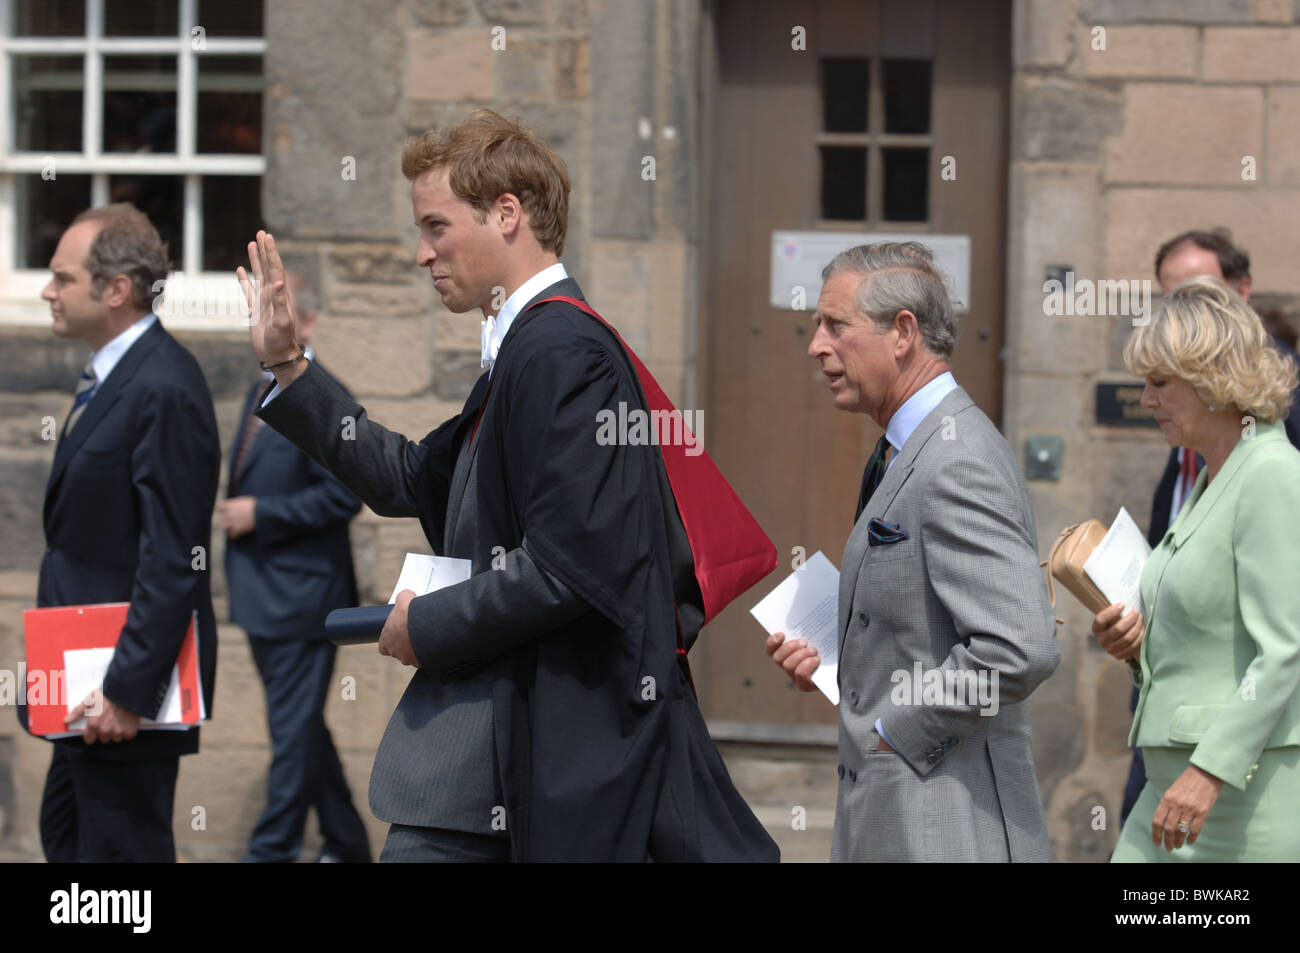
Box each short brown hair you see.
[71,203,170,312]
[401,109,570,256]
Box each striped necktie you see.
[63,358,98,437]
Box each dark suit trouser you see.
[40,745,179,862]
[245,634,370,862]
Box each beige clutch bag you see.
[1042,520,1110,616]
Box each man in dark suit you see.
[236,110,776,861]
[34,203,220,862]
[218,275,370,863]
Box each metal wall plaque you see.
[1096,382,1157,427]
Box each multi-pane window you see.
[818,55,933,225]
[0,0,266,327]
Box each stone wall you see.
[1007,0,1300,860]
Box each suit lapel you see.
[46,320,167,502]
[1166,422,1284,548]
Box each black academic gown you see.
[415,287,777,861]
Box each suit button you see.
[926,752,938,764]
[848,768,857,782]
[837,764,845,779]
[849,691,858,706]
[858,612,870,627]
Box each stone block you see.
[0,573,38,601]
[1256,0,1293,22]
[324,645,396,752]
[1096,656,1138,756]
[1090,432,1168,535]
[1083,0,1250,23]
[326,282,432,317]
[477,0,548,25]
[1267,88,1300,183]
[312,316,434,398]
[0,394,68,451]
[1013,0,1075,69]
[1014,76,1123,163]
[360,397,464,449]
[434,307,484,353]
[496,39,552,103]
[264,1,403,241]
[328,244,422,284]
[1029,700,1088,812]
[553,0,589,30]
[0,329,88,393]
[1103,188,1300,295]
[407,29,496,102]
[203,624,269,748]
[1105,84,1263,185]
[174,330,261,401]
[0,457,52,573]
[591,1,656,240]
[1203,26,1300,80]
[412,0,471,26]
[554,36,590,100]
[1080,25,1198,78]
[1006,163,1106,376]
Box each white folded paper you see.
[749,551,841,705]
[388,552,473,602]
[1083,507,1151,616]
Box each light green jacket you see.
[1132,418,1300,791]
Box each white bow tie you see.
[481,315,498,369]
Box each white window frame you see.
[0,0,266,330]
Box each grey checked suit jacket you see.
[832,386,1059,862]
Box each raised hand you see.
[236,230,301,370]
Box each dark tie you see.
[229,380,267,496]
[62,358,98,437]
[855,434,892,523]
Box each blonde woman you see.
[1094,276,1300,861]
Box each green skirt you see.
[1112,745,1300,862]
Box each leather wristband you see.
[259,347,306,372]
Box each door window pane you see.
[821,58,868,133]
[16,173,93,269]
[103,55,177,153]
[883,59,931,134]
[13,56,83,152]
[821,146,866,221]
[882,148,928,222]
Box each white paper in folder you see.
[1083,507,1151,616]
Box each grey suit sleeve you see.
[255,360,430,519]
[880,453,1060,775]
[405,539,590,681]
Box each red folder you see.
[22,603,203,737]
[534,297,778,623]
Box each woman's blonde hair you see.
[1124,275,1298,422]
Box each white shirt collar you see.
[481,262,569,370]
[885,371,958,457]
[90,313,158,384]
